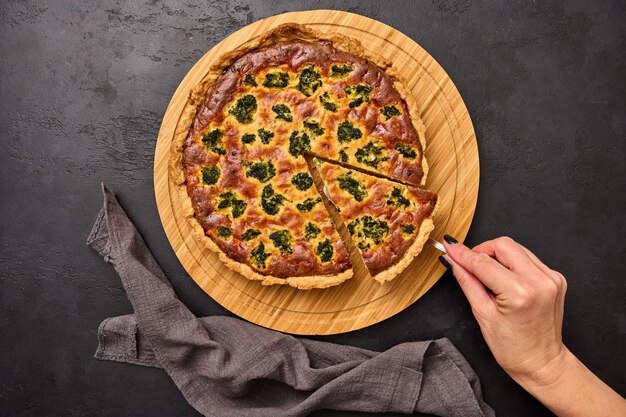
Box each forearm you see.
[512,347,626,417]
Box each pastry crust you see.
[170,23,433,288]
[372,199,439,283]
[316,160,439,282]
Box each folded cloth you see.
[87,184,495,417]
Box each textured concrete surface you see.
[1,1,625,416]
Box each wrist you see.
[507,346,626,417]
[508,344,573,392]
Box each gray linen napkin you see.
[87,184,495,417]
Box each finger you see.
[441,255,494,311]
[444,239,517,295]
[472,237,538,273]
[520,246,549,273]
[520,246,568,330]
[519,246,564,287]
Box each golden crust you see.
[391,74,429,186]
[372,198,439,283]
[170,23,432,288]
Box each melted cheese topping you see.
[317,161,437,276]
[183,53,425,279]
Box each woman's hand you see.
[441,235,568,385]
[441,235,626,417]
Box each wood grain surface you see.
[153,10,479,335]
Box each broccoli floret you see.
[260,185,285,215]
[319,92,337,112]
[304,222,321,241]
[241,133,256,144]
[316,239,334,263]
[337,121,362,143]
[381,105,401,120]
[201,165,220,185]
[296,197,321,212]
[228,94,257,124]
[350,98,364,108]
[303,120,325,136]
[271,103,293,122]
[297,66,322,97]
[401,224,415,236]
[201,129,226,155]
[244,160,276,183]
[338,149,349,163]
[262,71,289,88]
[242,228,261,241]
[337,172,367,202]
[243,73,257,87]
[386,187,410,208]
[331,64,353,77]
[394,143,416,159]
[269,230,293,255]
[347,215,389,248]
[291,172,314,191]
[250,242,270,269]
[257,128,274,144]
[344,84,371,108]
[217,226,232,238]
[357,241,371,251]
[355,141,389,168]
[217,191,247,218]
[288,130,311,157]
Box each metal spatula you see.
[428,238,446,254]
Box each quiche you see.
[315,160,438,282]
[170,23,436,289]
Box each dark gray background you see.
[1,1,624,416]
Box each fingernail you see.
[439,255,452,270]
[443,234,458,245]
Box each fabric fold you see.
[88,183,494,417]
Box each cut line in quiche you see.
[315,160,439,283]
[170,23,438,289]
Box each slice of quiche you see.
[315,159,438,283]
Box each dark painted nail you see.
[443,234,458,245]
[439,256,452,270]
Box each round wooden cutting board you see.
[154,10,479,335]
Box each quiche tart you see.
[316,160,438,282]
[170,23,436,289]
